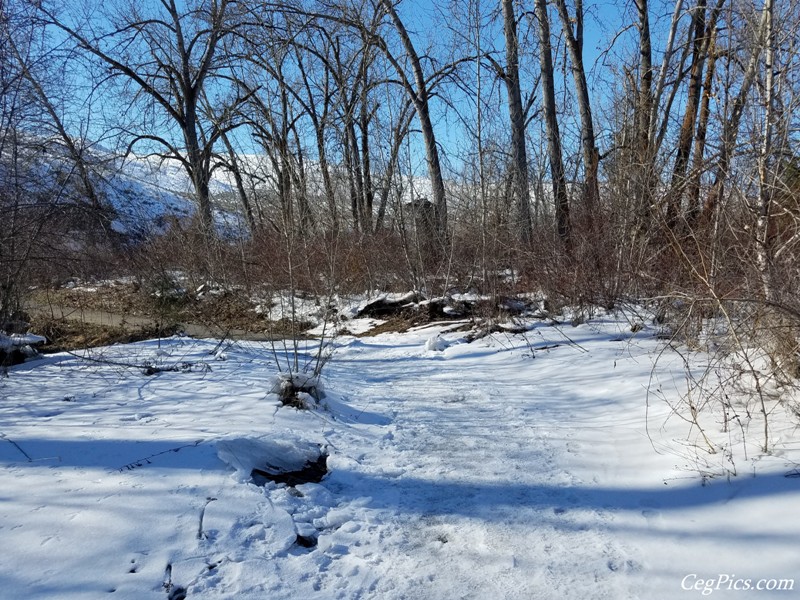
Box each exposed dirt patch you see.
[177,291,262,331]
[31,284,148,316]
[30,316,180,353]
[356,295,536,337]
[27,284,536,343]
[358,316,417,337]
[28,284,313,343]
[31,284,275,329]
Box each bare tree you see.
[665,0,725,229]
[755,0,775,300]
[553,0,599,217]
[701,0,771,227]
[686,22,719,223]
[633,0,655,229]
[534,0,570,243]
[377,0,448,239]
[40,0,247,234]
[1,1,116,325]
[294,37,340,232]
[6,37,105,222]
[500,0,532,243]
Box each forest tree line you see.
[1,0,798,350]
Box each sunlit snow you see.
[0,314,798,599]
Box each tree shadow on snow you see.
[0,438,222,472]
[324,468,800,543]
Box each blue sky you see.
[49,0,685,179]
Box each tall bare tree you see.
[500,0,532,243]
[633,0,655,228]
[378,0,448,239]
[534,0,570,243]
[40,0,246,233]
[756,0,775,300]
[701,0,771,225]
[553,0,599,217]
[665,0,725,229]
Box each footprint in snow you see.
[641,509,662,524]
[607,558,643,573]
[566,441,581,453]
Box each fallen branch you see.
[117,440,204,472]
[0,433,33,462]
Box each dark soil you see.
[29,284,311,339]
[356,294,536,338]
[250,453,328,487]
[30,317,180,353]
[26,283,538,347]
[357,293,425,318]
[295,534,318,548]
[26,281,314,350]
[0,349,27,367]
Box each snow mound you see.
[0,332,46,365]
[0,333,46,351]
[425,335,451,352]
[216,435,325,483]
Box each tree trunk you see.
[376,105,413,232]
[220,130,257,233]
[686,26,719,223]
[534,0,570,243]
[634,0,655,231]
[756,0,775,301]
[292,126,313,230]
[360,84,375,234]
[667,0,725,229]
[183,102,214,233]
[553,0,599,219]
[501,0,532,244]
[346,118,365,231]
[380,0,448,239]
[666,0,708,229]
[701,0,771,225]
[295,44,338,232]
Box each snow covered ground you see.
[0,313,798,599]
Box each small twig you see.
[163,563,173,593]
[117,440,204,472]
[549,322,590,353]
[62,349,147,370]
[61,348,210,376]
[0,433,33,462]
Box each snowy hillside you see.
[95,153,248,237]
[1,313,797,599]
[1,138,248,237]
[4,134,469,243]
